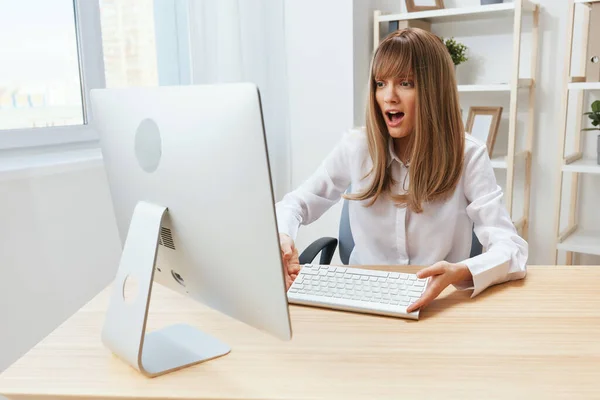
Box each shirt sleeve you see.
[275,131,357,241]
[453,141,529,297]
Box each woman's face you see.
[375,76,416,139]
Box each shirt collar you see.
[387,139,409,168]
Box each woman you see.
[275,28,527,313]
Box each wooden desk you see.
[1,265,600,400]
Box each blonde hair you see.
[345,28,465,213]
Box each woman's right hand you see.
[279,233,301,290]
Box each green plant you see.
[441,37,468,66]
[582,100,600,131]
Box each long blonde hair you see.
[345,28,464,213]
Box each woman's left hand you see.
[406,262,472,313]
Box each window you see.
[99,0,159,88]
[0,0,190,151]
[0,0,84,130]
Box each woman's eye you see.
[376,81,385,88]
[400,81,414,87]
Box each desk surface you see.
[1,265,600,400]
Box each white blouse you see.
[275,128,528,297]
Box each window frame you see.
[0,0,191,152]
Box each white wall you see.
[284,0,355,264]
[0,156,121,373]
[285,0,600,266]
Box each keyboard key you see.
[389,272,401,279]
[303,269,319,275]
[361,276,369,281]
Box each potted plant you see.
[441,37,468,69]
[582,100,600,165]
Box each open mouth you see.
[386,111,405,126]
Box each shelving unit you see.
[553,0,600,264]
[374,0,540,240]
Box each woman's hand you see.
[279,233,301,290]
[406,262,472,313]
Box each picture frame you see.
[405,0,445,13]
[465,106,503,156]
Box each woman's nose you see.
[384,86,399,104]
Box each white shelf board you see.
[457,79,532,92]
[562,158,600,174]
[490,155,507,169]
[557,229,600,256]
[377,2,534,23]
[568,82,600,90]
[489,151,528,170]
[459,84,510,92]
[574,0,600,4]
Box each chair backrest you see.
[338,196,355,265]
[338,195,483,264]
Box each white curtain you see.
[187,0,290,200]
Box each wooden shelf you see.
[377,2,535,24]
[562,158,600,174]
[557,229,600,256]
[457,79,533,92]
[554,0,599,264]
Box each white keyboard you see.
[286,264,429,320]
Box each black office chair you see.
[299,191,483,265]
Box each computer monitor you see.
[90,83,292,378]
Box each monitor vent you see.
[159,227,176,250]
